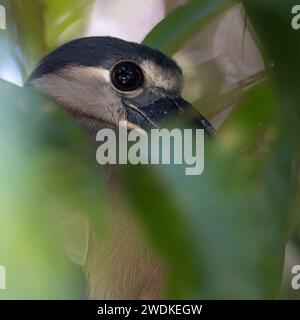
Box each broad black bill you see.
[123,96,216,138]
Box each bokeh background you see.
[0,0,300,299]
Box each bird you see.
[27,36,215,299]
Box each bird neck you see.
[67,115,166,299]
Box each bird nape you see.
[27,36,215,299]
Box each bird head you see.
[28,36,215,136]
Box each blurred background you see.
[0,0,299,299]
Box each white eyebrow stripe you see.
[141,60,182,92]
[84,66,111,82]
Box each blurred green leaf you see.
[41,0,94,49]
[124,83,285,299]
[7,0,47,72]
[194,71,267,118]
[242,0,300,236]
[5,0,94,77]
[143,0,235,55]
[0,78,106,298]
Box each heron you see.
[27,36,215,299]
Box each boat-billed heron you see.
[27,36,215,299]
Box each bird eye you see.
[111,61,144,92]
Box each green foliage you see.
[0,80,106,299]
[0,0,299,300]
[144,0,235,55]
[241,0,300,235]
[124,83,285,299]
[3,0,93,74]
[129,0,300,299]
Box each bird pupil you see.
[111,62,143,91]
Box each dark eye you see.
[111,61,144,92]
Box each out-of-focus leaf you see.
[124,82,285,299]
[123,165,207,298]
[241,1,300,130]
[0,78,106,298]
[194,70,267,119]
[41,0,94,49]
[6,0,47,72]
[143,0,235,55]
[242,0,300,236]
[5,0,94,77]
